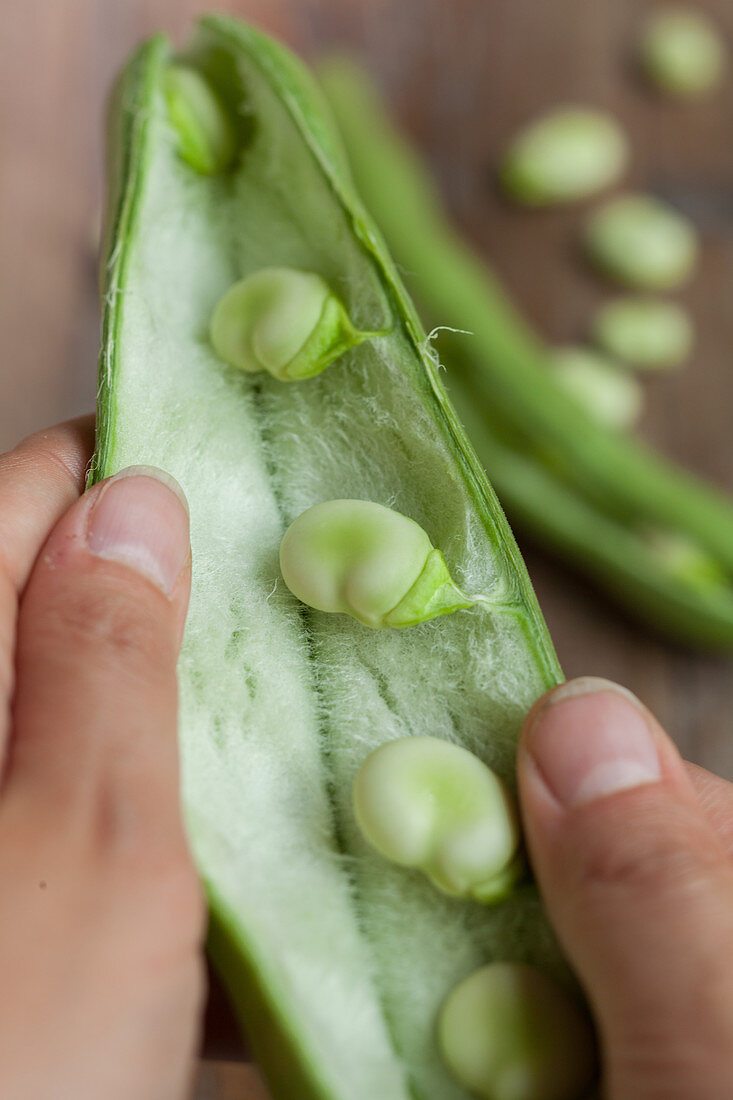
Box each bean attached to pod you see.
[211,267,384,381]
[438,963,597,1100]
[584,194,698,292]
[279,499,504,628]
[165,64,237,175]
[353,736,522,903]
[501,106,629,207]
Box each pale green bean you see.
[165,64,236,174]
[639,7,727,98]
[584,194,698,291]
[551,346,643,430]
[501,106,628,206]
[210,267,380,381]
[353,736,522,903]
[438,963,596,1100]
[592,298,693,370]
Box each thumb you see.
[518,677,733,1100]
[9,465,192,838]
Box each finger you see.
[685,761,733,858]
[0,416,94,588]
[0,417,94,748]
[518,677,733,1100]
[7,466,191,852]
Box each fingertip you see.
[522,678,645,746]
[44,466,192,601]
[517,678,733,1083]
[10,464,192,808]
[521,679,662,810]
[105,465,189,515]
[14,416,96,490]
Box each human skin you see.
[519,682,733,1099]
[0,417,202,1099]
[0,418,731,1098]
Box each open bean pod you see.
[93,18,587,1100]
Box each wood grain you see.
[1,2,732,1096]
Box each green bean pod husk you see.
[92,19,594,1100]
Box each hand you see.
[518,677,733,1099]
[0,419,204,1099]
[4,425,732,1100]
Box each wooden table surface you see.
[2,1,732,1096]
